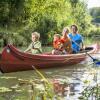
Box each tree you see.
[0,0,92,46]
[69,0,92,34]
[89,7,100,23]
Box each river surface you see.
[0,38,100,100]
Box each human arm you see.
[80,36,84,50]
[33,41,42,53]
[24,43,32,53]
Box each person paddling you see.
[68,25,84,53]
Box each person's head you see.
[62,27,69,36]
[53,34,61,41]
[71,24,78,34]
[32,32,40,42]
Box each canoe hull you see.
[0,44,98,73]
[0,57,85,73]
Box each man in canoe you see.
[68,25,84,53]
[24,32,42,54]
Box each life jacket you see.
[53,40,63,51]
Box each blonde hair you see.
[62,27,69,34]
[54,34,61,39]
[32,32,40,40]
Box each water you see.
[0,39,100,100]
[0,59,100,100]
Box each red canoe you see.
[0,44,98,73]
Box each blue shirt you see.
[68,33,83,53]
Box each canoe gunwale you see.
[6,44,95,59]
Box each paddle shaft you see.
[72,42,100,65]
[72,40,96,61]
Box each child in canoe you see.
[52,34,66,55]
[61,27,72,54]
[24,32,42,54]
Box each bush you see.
[88,27,100,37]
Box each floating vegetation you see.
[17,78,71,100]
[78,66,100,100]
[0,76,17,79]
[79,84,100,100]
[13,66,71,100]
[0,87,12,93]
[0,65,99,100]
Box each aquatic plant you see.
[17,66,71,100]
[79,84,100,100]
[79,66,100,100]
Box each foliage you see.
[79,84,100,100]
[0,0,93,46]
[87,27,100,37]
[70,0,92,34]
[89,7,100,23]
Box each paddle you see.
[72,40,100,66]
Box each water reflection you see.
[0,58,100,99]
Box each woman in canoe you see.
[68,24,84,53]
[60,27,72,54]
[24,32,42,54]
[52,27,72,55]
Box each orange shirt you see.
[61,36,72,53]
